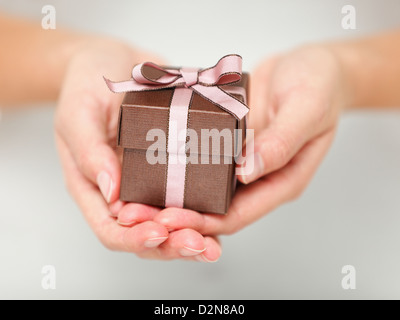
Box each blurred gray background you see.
[0,0,399,299]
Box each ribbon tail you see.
[191,84,249,120]
[103,77,136,93]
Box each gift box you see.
[105,55,249,214]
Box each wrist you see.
[325,42,361,110]
[290,43,355,112]
[325,31,400,110]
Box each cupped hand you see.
[55,38,221,262]
[151,45,350,235]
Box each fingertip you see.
[108,200,125,217]
[178,229,206,254]
[195,237,222,263]
[164,229,206,258]
[144,236,168,248]
[123,221,169,252]
[236,172,249,185]
[75,142,121,204]
[107,177,120,204]
[98,158,121,204]
[235,151,264,184]
[96,171,111,203]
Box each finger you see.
[117,203,161,226]
[238,91,325,184]
[194,236,222,263]
[248,56,280,133]
[122,221,169,253]
[211,130,335,235]
[108,200,125,217]
[55,134,168,254]
[137,233,221,263]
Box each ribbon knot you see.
[180,68,199,88]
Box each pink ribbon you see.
[104,54,249,208]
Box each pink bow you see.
[104,54,249,120]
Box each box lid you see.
[118,73,248,157]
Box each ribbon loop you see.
[132,62,179,85]
[198,54,242,85]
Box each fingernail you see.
[195,254,219,263]
[179,246,206,257]
[144,237,168,248]
[97,171,114,203]
[117,220,136,226]
[241,152,264,184]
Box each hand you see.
[55,38,221,261]
[150,45,349,235]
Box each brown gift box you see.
[117,72,249,214]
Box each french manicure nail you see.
[144,237,168,248]
[117,220,136,226]
[241,152,264,184]
[179,246,206,257]
[97,171,114,203]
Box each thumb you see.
[56,96,121,204]
[88,142,121,204]
[237,95,319,184]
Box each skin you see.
[156,33,400,237]
[1,13,399,262]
